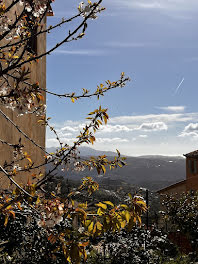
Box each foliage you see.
[0,205,66,264]
[86,226,178,264]
[86,222,198,264]
[0,183,147,263]
[0,0,150,263]
[162,191,198,256]
[161,255,195,264]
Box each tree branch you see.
[0,165,34,198]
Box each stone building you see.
[0,1,53,188]
[158,150,198,195]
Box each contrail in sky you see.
[174,78,184,95]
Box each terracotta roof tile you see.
[184,150,198,158]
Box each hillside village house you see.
[158,150,198,195]
[0,1,53,189]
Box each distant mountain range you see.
[46,147,185,191]
[47,146,120,157]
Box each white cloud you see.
[105,42,158,48]
[52,112,198,131]
[136,122,167,131]
[46,136,129,148]
[112,0,198,12]
[184,123,198,132]
[54,49,105,56]
[110,113,198,125]
[157,106,186,112]
[61,126,78,132]
[96,137,129,143]
[55,121,168,135]
[178,123,198,139]
[46,112,198,154]
[139,135,148,138]
[98,124,131,133]
[179,131,198,139]
[59,132,72,137]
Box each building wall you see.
[158,181,186,196]
[185,157,198,191]
[186,176,198,191]
[159,157,198,195]
[186,157,198,179]
[0,1,46,188]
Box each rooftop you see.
[184,150,198,158]
[157,179,186,194]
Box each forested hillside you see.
[47,147,185,190]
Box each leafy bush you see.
[0,206,67,263]
[162,191,198,255]
[87,226,178,264]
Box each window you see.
[188,159,197,175]
[25,11,37,54]
[27,26,37,54]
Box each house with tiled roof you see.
[158,150,198,195]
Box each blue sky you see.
[46,0,198,156]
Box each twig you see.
[1,0,103,75]
[0,165,34,198]
[0,108,53,156]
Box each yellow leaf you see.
[136,200,146,206]
[27,157,32,163]
[105,216,110,224]
[78,33,85,38]
[90,136,95,145]
[4,215,9,227]
[137,215,142,225]
[9,210,15,218]
[125,211,130,223]
[75,208,87,220]
[85,220,91,226]
[96,221,103,231]
[95,202,107,210]
[128,193,132,199]
[79,241,89,247]
[83,250,87,261]
[71,97,75,103]
[121,220,126,228]
[93,223,97,234]
[17,202,22,210]
[97,207,103,215]
[78,202,87,209]
[5,205,12,210]
[116,149,120,157]
[67,256,71,263]
[120,204,128,209]
[36,196,40,205]
[88,222,94,233]
[104,201,114,207]
[103,116,107,124]
[101,165,106,174]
